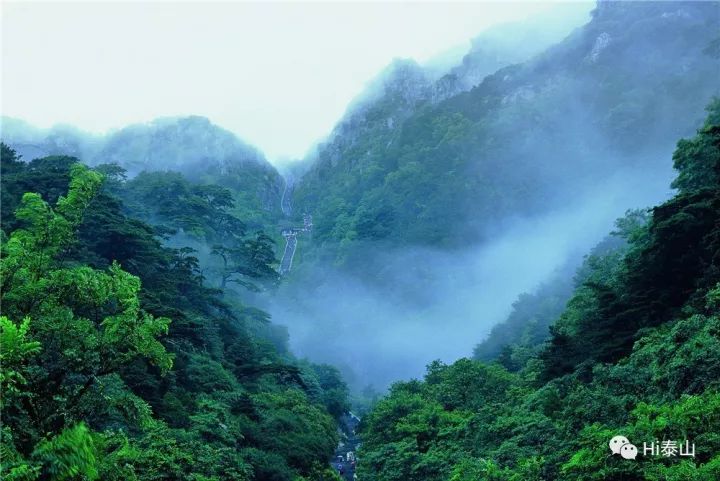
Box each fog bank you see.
[264,163,674,390]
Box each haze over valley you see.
[2,2,720,480]
[5,0,714,389]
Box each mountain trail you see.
[278,176,311,275]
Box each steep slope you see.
[294,1,719,254]
[0,146,348,480]
[358,98,720,481]
[443,3,592,91]
[298,3,592,183]
[268,2,718,390]
[472,226,632,368]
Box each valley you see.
[1,1,720,480]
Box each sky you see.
[2,0,588,163]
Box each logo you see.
[609,435,695,460]
[609,435,637,459]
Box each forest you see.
[357,100,720,481]
[2,1,720,480]
[0,144,350,480]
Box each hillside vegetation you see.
[358,100,720,481]
[0,146,348,481]
[294,1,718,256]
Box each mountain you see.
[95,116,267,175]
[257,1,719,391]
[293,1,720,256]
[0,117,103,162]
[442,3,593,91]
[472,229,630,367]
[95,117,284,222]
[295,5,592,210]
[1,115,284,225]
[358,95,720,481]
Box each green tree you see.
[1,164,173,479]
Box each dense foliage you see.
[473,227,635,371]
[0,146,347,481]
[2,4,719,481]
[1,116,284,229]
[104,169,280,292]
[294,2,719,261]
[358,100,720,480]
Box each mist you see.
[262,160,675,390]
[2,2,719,479]
[2,0,715,399]
[1,1,594,163]
[260,1,720,393]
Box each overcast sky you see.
[2,1,590,163]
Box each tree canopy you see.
[358,99,720,481]
[0,147,348,481]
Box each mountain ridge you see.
[1,115,284,218]
[292,0,719,254]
